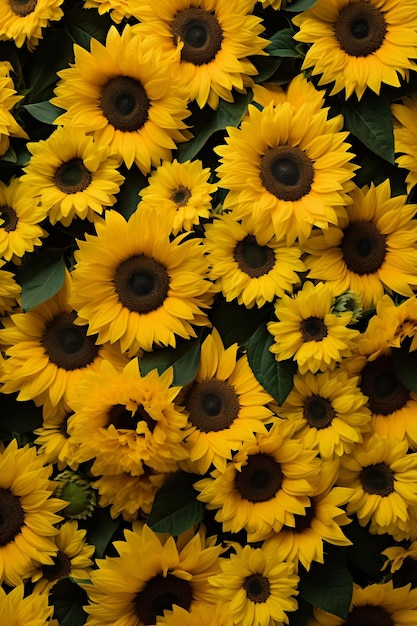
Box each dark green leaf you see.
[343,519,389,583]
[266,28,300,58]
[23,101,64,125]
[50,578,88,626]
[253,56,283,83]
[65,8,112,49]
[0,394,42,437]
[86,506,120,559]
[283,0,318,11]
[139,338,201,386]
[210,299,272,349]
[117,165,148,220]
[20,249,66,312]
[246,323,296,404]
[392,346,417,393]
[147,472,205,535]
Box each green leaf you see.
[20,249,66,312]
[343,519,389,582]
[342,93,395,164]
[0,394,42,438]
[23,101,64,125]
[86,506,120,559]
[50,578,88,626]
[253,56,284,83]
[299,552,353,619]
[210,299,272,349]
[139,338,201,386]
[147,471,205,535]
[283,0,318,11]
[65,8,113,49]
[392,346,417,393]
[246,323,296,405]
[267,28,300,58]
[116,165,148,220]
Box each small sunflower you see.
[194,419,321,542]
[0,260,20,314]
[0,584,53,625]
[0,62,28,155]
[268,281,360,375]
[209,543,299,626]
[382,539,417,575]
[392,94,417,194]
[130,0,268,109]
[0,0,64,50]
[34,405,80,470]
[251,72,326,113]
[156,603,233,626]
[22,126,124,227]
[0,439,64,587]
[203,213,305,308]
[303,179,417,310]
[139,158,217,235]
[53,25,191,172]
[293,0,417,100]
[69,208,214,353]
[84,522,223,625]
[82,0,132,23]
[216,101,357,244]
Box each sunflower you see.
[34,405,81,470]
[53,25,191,172]
[0,439,64,587]
[252,72,326,113]
[267,281,360,375]
[382,539,417,575]
[303,179,417,310]
[392,94,417,194]
[156,603,233,626]
[0,260,20,315]
[194,419,321,542]
[179,328,273,474]
[30,520,95,594]
[139,158,217,235]
[209,543,299,626]
[0,584,53,626]
[82,0,132,23]
[84,522,223,625]
[308,580,417,626]
[0,62,28,156]
[0,177,48,262]
[22,126,124,227]
[0,271,129,415]
[67,358,189,476]
[292,0,417,101]
[69,208,214,354]
[0,0,64,50]
[130,0,268,110]
[216,101,357,245]
[203,213,305,308]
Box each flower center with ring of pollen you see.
[234,453,283,502]
[55,159,92,194]
[260,146,315,202]
[244,574,271,603]
[304,395,336,430]
[185,378,240,433]
[341,221,387,275]
[360,462,395,496]
[41,311,99,370]
[42,550,71,581]
[171,185,192,207]
[0,488,25,546]
[171,8,223,65]
[101,76,150,132]
[345,605,395,626]
[9,0,37,16]
[0,206,18,232]
[107,403,156,433]
[114,255,170,314]
[360,355,410,416]
[334,1,387,57]
[234,235,275,278]
[135,574,193,623]
[300,316,328,342]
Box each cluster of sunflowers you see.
[2,0,417,624]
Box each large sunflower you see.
[130,0,268,110]
[392,94,417,194]
[0,439,64,587]
[69,208,214,353]
[303,179,417,310]
[0,584,53,626]
[0,62,28,156]
[216,101,357,244]
[203,213,305,308]
[22,126,124,227]
[84,523,223,625]
[53,25,191,172]
[293,0,417,100]
[0,0,63,49]
[209,543,299,626]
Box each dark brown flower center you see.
[260,146,315,202]
[41,311,99,370]
[244,573,271,603]
[345,604,395,626]
[0,488,25,546]
[304,395,336,430]
[235,453,283,502]
[360,462,395,496]
[171,8,223,65]
[0,206,18,232]
[171,186,191,207]
[360,355,409,416]
[234,235,276,278]
[294,501,315,533]
[9,0,37,17]
[185,378,240,433]
[41,550,71,581]
[114,255,170,314]
[334,1,387,57]
[341,221,387,275]
[101,76,149,132]
[107,403,156,433]
[54,159,92,194]
[300,316,328,342]
[135,574,193,623]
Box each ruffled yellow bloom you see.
[393,94,417,193]
[251,72,327,113]
[0,62,27,155]
[0,584,53,625]
[82,0,132,22]
[34,404,80,471]
[0,259,20,314]
[0,0,64,49]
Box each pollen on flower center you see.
[360,355,410,415]
[9,0,37,17]
[0,206,18,232]
[235,453,283,502]
[300,316,328,342]
[185,378,240,433]
[244,573,271,603]
[334,1,387,57]
[114,255,170,314]
[304,395,336,430]
[135,574,193,623]
[0,488,25,546]
[345,605,395,626]
[41,311,99,370]
[171,8,223,65]
[341,221,387,275]
[107,403,156,433]
[260,146,315,202]
[41,550,71,581]
[54,159,92,194]
[360,462,395,496]
[234,235,275,278]
[101,76,150,132]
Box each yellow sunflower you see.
[203,213,305,308]
[84,522,223,625]
[0,439,64,587]
[268,281,360,375]
[130,0,268,109]
[382,538,417,575]
[69,208,214,353]
[251,72,326,113]
[53,25,190,172]
[30,520,95,594]
[293,0,417,100]
[392,94,417,194]
[0,0,64,50]
[34,405,80,470]
[82,0,132,23]
[303,179,417,310]
[156,603,233,626]
[216,101,357,245]
[209,543,299,626]
[308,580,417,626]
[0,260,20,314]
[0,584,53,626]
[0,62,28,156]
[194,419,321,542]
[67,358,189,476]
[22,126,124,227]
[139,158,217,235]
